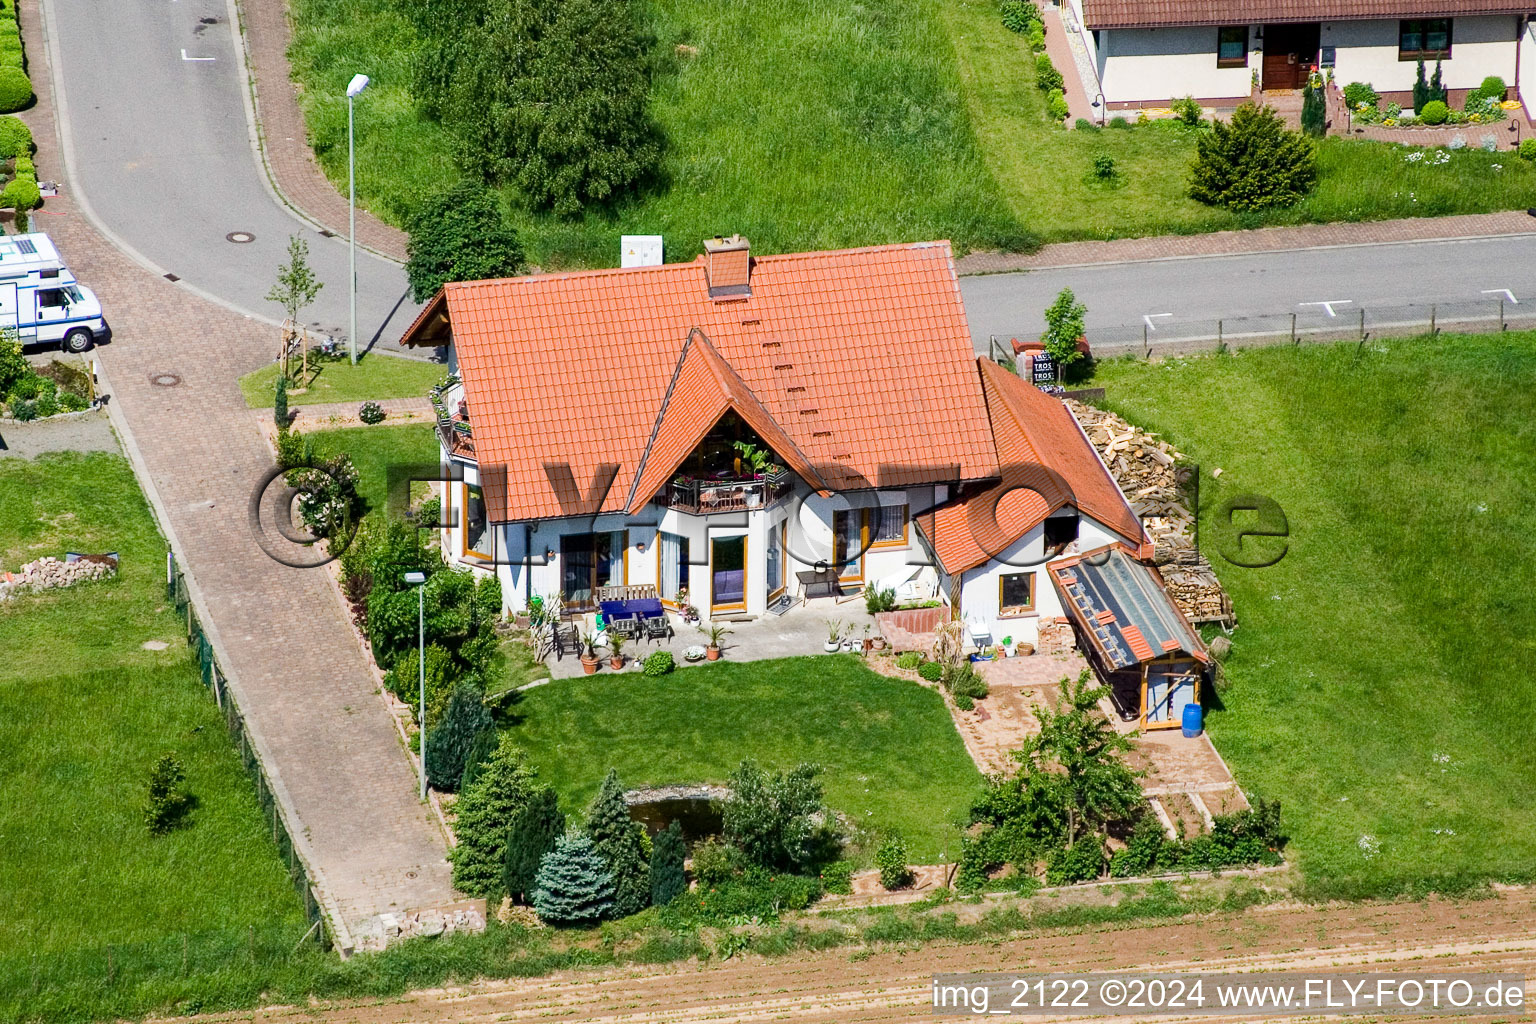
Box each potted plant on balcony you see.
[824,620,842,653]
[608,633,626,671]
[579,631,601,675]
[700,622,732,661]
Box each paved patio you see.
[543,599,877,678]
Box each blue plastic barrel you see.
[1181,703,1203,738]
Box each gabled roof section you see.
[401,241,998,522]
[1047,545,1207,670]
[624,329,825,513]
[1082,0,1530,29]
[916,360,1147,575]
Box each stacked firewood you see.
[1064,400,1233,625]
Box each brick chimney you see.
[703,235,751,299]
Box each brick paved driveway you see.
[20,0,452,943]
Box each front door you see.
[1261,23,1320,90]
[710,535,746,612]
[1142,661,1200,729]
[833,509,865,585]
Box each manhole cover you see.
[226,231,256,244]
[149,372,182,388]
[406,870,417,879]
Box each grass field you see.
[504,656,982,862]
[304,422,439,521]
[0,453,309,1014]
[288,0,1536,266]
[1091,332,1536,897]
[239,353,443,408]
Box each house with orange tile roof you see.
[401,235,1171,658]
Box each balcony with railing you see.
[660,467,793,514]
[429,374,475,459]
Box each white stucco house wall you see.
[1061,0,1529,110]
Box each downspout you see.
[524,522,534,610]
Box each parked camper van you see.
[0,233,110,352]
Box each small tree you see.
[722,760,838,873]
[1429,60,1446,105]
[265,235,323,325]
[1041,287,1087,382]
[875,833,914,890]
[1016,670,1144,850]
[586,768,650,917]
[424,682,492,792]
[450,734,540,896]
[648,820,687,907]
[1412,58,1429,113]
[405,182,526,302]
[273,374,289,431]
[533,832,616,925]
[1300,83,1326,138]
[144,753,192,834]
[1188,103,1316,211]
[502,785,566,903]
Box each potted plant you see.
[700,622,732,661]
[825,620,842,653]
[861,623,874,653]
[579,631,601,675]
[1001,635,1014,657]
[683,644,707,662]
[608,633,626,671]
[871,631,888,652]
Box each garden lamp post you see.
[346,73,371,366]
[404,570,428,800]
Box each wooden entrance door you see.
[1261,23,1320,90]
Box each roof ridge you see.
[625,329,699,511]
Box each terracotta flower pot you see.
[706,645,721,661]
[581,655,599,675]
[609,655,624,670]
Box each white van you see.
[0,232,110,352]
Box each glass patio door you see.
[710,535,746,611]
[833,509,864,583]
[560,531,624,608]
[659,531,690,605]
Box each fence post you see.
[1290,313,1297,345]
[1430,304,1437,337]
[1217,319,1224,352]
[1143,323,1151,359]
[1500,297,1507,332]
[1358,308,1365,342]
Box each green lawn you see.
[0,453,309,1012]
[288,0,1536,266]
[239,353,443,408]
[1090,332,1536,897]
[505,656,982,862]
[305,422,439,521]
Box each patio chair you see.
[608,613,641,639]
[643,614,673,642]
[549,621,582,661]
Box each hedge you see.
[0,3,28,114]
[0,113,29,158]
[0,68,28,113]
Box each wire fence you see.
[994,295,1536,360]
[168,553,332,950]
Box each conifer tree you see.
[450,734,539,897]
[533,832,615,925]
[424,683,491,792]
[649,820,687,907]
[585,768,650,916]
[502,785,565,903]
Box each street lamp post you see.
[346,73,370,366]
[404,570,428,800]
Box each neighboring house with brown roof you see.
[401,236,1150,652]
[1063,0,1533,111]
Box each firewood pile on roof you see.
[1065,400,1233,626]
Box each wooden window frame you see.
[454,482,495,562]
[833,509,866,584]
[1398,18,1452,61]
[868,504,910,550]
[1216,25,1247,68]
[998,571,1036,618]
[709,534,748,613]
[767,521,787,602]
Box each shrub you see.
[450,734,540,896]
[895,651,922,670]
[944,662,989,700]
[1047,90,1069,121]
[144,753,192,834]
[649,820,687,907]
[8,396,33,419]
[1477,75,1507,101]
[1041,286,1087,376]
[998,0,1037,33]
[502,785,565,903]
[533,832,616,926]
[663,868,821,925]
[6,369,42,399]
[358,400,385,424]
[642,650,674,676]
[0,112,29,157]
[819,859,855,895]
[273,375,288,430]
[0,172,39,211]
[288,451,362,543]
[722,760,840,873]
[1108,115,1130,129]
[33,381,56,417]
[1189,103,1316,210]
[1342,81,1378,108]
[1419,99,1448,125]
[1092,154,1116,179]
[415,495,441,528]
[689,837,745,886]
[1518,138,1536,162]
[0,66,29,113]
[875,834,914,890]
[863,585,895,614]
[954,693,974,710]
[917,660,944,682]
[1034,53,1063,94]
[1171,95,1202,126]
[1300,84,1325,138]
[1045,833,1104,885]
[587,768,651,916]
[1026,22,1045,52]
[405,181,526,302]
[58,390,88,412]
[424,682,491,791]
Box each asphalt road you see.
[42,0,421,354]
[959,232,1536,352]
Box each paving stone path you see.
[22,0,452,945]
